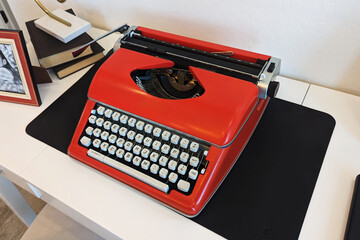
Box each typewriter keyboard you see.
[79,103,210,195]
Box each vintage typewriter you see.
[68,24,281,217]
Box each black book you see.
[25,9,102,69]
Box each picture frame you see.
[0,29,41,106]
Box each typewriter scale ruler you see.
[120,32,263,84]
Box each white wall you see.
[8,0,360,96]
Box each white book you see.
[34,9,91,43]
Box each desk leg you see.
[0,174,36,227]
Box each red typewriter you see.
[68,24,281,217]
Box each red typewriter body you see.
[68,26,280,217]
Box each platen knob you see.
[267,81,280,98]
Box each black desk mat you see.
[26,51,335,240]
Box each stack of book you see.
[26,9,104,79]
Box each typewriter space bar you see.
[87,149,169,193]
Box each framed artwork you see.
[0,29,41,106]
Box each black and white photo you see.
[0,29,41,106]
[0,43,25,94]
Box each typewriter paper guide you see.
[88,48,259,147]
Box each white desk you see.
[0,28,359,239]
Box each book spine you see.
[39,47,93,68]
[56,52,104,78]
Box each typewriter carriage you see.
[114,25,280,99]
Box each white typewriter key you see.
[100,142,109,151]
[189,169,199,180]
[161,131,171,141]
[180,138,189,149]
[144,137,152,147]
[135,134,144,143]
[141,160,150,170]
[103,121,112,130]
[104,109,113,118]
[80,136,91,147]
[190,142,199,152]
[159,156,168,167]
[124,141,133,151]
[159,168,169,179]
[180,152,189,163]
[168,172,178,183]
[116,138,125,148]
[200,168,206,174]
[168,160,177,171]
[120,115,128,124]
[119,127,128,136]
[91,109,96,115]
[141,148,150,158]
[124,152,133,162]
[178,164,187,175]
[133,145,142,155]
[171,135,180,145]
[93,128,101,138]
[108,145,117,155]
[127,130,136,140]
[96,106,105,115]
[128,118,136,127]
[150,152,159,162]
[112,112,121,121]
[136,121,144,130]
[150,164,159,174]
[144,124,153,133]
[189,156,199,167]
[100,131,109,141]
[152,140,161,150]
[177,180,190,193]
[87,149,104,162]
[108,134,117,144]
[92,139,101,148]
[88,115,97,124]
[161,144,170,154]
[170,148,180,158]
[111,124,120,133]
[96,118,104,127]
[85,126,93,136]
[203,150,208,156]
[153,127,162,137]
[116,149,125,158]
[132,156,142,166]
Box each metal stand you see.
[0,173,36,227]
